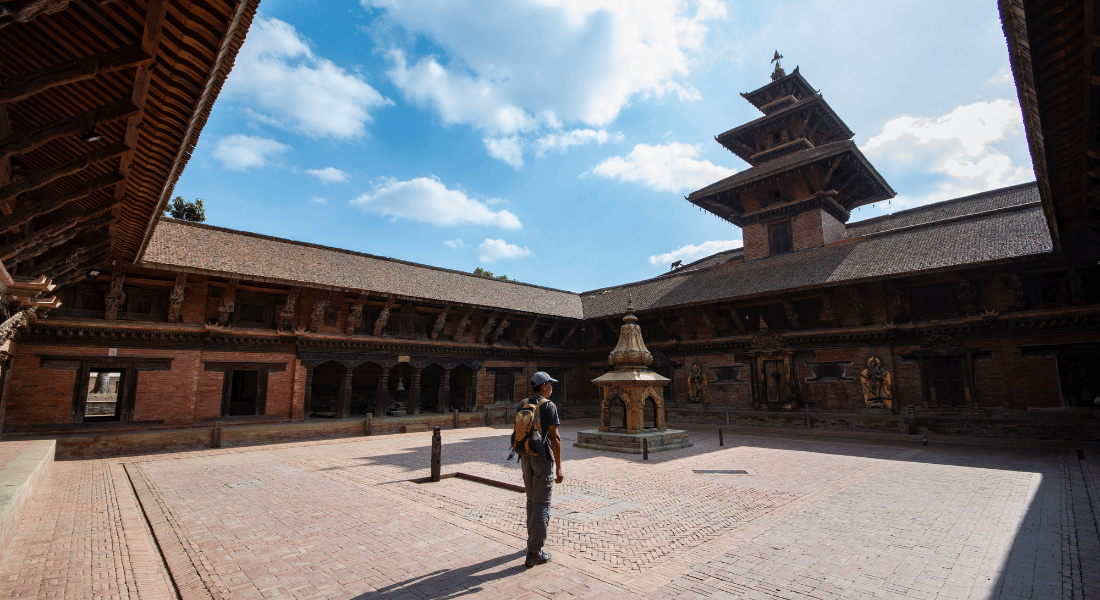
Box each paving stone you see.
[0,423,1095,598]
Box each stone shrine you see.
[574,302,692,454]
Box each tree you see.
[473,267,509,281]
[164,196,206,222]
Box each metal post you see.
[430,426,442,482]
[213,421,222,448]
[719,427,724,446]
[642,437,649,460]
[364,412,372,436]
[453,408,460,429]
[725,405,730,425]
[805,402,811,429]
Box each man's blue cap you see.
[531,371,558,386]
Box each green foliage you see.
[473,267,509,281]
[164,196,206,222]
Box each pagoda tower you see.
[687,59,895,261]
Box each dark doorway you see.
[85,369,123,421]
[311,361,345,417]
[645,396,658,429]
[229,370,259,416]
[930,357,967,407]
[609,396,627,429]
[351,362,381,416]
[420,365,443,413]
[450,365,473,411]
[1062,351,1100,408]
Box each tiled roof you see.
[582,182,1051,319]
[142,220,584,319]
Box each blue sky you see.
[173,0,1031,293]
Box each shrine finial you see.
[770,51,785,81]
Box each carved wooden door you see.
[930,358,966,407]
[764,360,786,403]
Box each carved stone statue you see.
[688,360,708,404]
[859,356,893,409]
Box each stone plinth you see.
[574,429,692,454]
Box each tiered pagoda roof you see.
[688,67,894,228]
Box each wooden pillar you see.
[439,368,451,414]
[338,367,353,419]
[302,364,315,421]
[376,370,389,416]
[410,367,422,415]
[467,370,478,411]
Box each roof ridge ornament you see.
[771,50,785,81]
[608,299,652,370]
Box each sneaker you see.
[524,550,552,568]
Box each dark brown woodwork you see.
[4,172,123,232]
[556,322,577,348]
[0,104,9,215]
[32,239,110,278]
[0,45,151,103]
[476,311,499,344]
[726,303,747,334]
[114,0,170,210]
[0,100,139,159]
[0,142,128,205]
[0,0,71,30]
[820,156,843,190]
[520,317,539,346]
[1,211,113,265]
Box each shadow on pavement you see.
[351,552,527,599]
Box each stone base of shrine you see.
[573,429,693,454]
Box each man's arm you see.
[547,424,563,483]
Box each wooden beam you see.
[0,45,150,103]
[2,210,113,265]
[0,103,9,215]
[0,100,139,159]
[113,0,170,212]
[4,172,123,232]
[0,0,71,30]
[30,238,110,278]
[820,155,844,190]
[0,141,127,205]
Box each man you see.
[520,371,563,567]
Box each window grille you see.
[238,303,266,323]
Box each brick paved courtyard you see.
[1,422,1097,599]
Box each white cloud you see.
[350,176,522,228]
[226,17,392,139]
[372,0,724,164]
[535,129,622,158]
[213,134,291,171]
[305,167,350,184]
[444,238,466,249]
[477,238,532,262]
[483,136,525,168]
[309,196,328,205]
[589,142,735,192]
[862,99,1032,209]
[649,239,742,267]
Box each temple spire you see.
[771,50,785,81]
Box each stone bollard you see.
[212,421,222,449]
[485,407,492,426]
[453,408,460,429]
[364,412,373,436]
[430,426,442,482]
[642,437,649,460]
[719,427,724,446]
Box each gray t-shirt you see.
[517,396,560,458]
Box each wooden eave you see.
[0,0,260,292]
[739,67,819,114]
[999,0,1099,263]
[715,95,855,164]
[687,142,895,224]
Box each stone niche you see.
[575,302,692,454]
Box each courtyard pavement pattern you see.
[0,421,1098,599]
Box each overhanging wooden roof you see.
[0,0,259,292]
[1000,0,1100,264]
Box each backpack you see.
[511,397,549,457]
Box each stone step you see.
[0,440,55,555]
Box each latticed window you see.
[769,221,792,255]
[493,371,516,404]
[712,366,742,382]
[238,303,266,323]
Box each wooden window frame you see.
[203,362,287,417]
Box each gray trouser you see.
[520,452,554,554]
